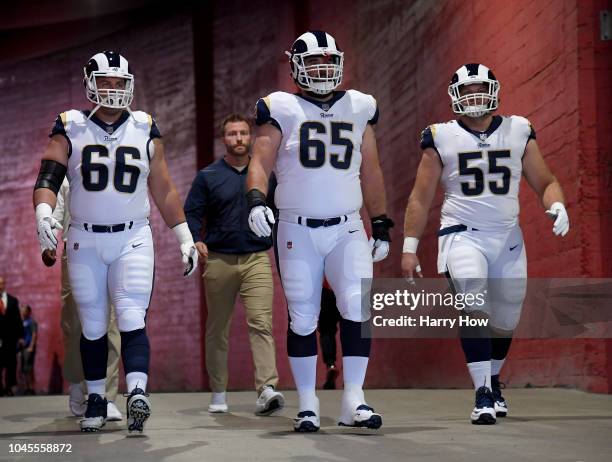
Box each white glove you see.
[545,202,569,236]
[35,203,63,252]
[248,206,275,237]
[172,222,198,276]
[369,237,390,263]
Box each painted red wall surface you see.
[0,0,609,393]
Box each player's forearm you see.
[403,195,430,239]
[541,178,565,209]
[33,188,57,209]
[362,167,387,217]
[153,186,187,228]
[246,157,270,194]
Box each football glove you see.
[545,202,569,236]
[246,188,274,238]
[370,215,394,262]
[35,203,63,253]
[172,222,198,276]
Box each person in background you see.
[20,305,37,395]
[0,276,24,397]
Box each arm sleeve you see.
[255,98,282,133]
[183,172,208,243]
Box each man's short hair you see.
[221,114,251,136]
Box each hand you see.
[180,243,198,277]
[401,253,423,280]
[37,215,63,252]
[370,215,394,262]
[41,248,57,267]
[248,205,275,237]
[545,202,569,236]
[369,237,390,262]
[195,242,208,267]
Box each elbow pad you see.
[34,160,67,195]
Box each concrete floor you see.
[0,389,611,462]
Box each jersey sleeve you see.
[420,125,443,165]
[255,97,282,133]
[367,97,379,125]
[49,113,67,138]
[148,115,162,139]
[420,126,436,150]
[527,121,536,140]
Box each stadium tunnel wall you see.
[0,0,610,394]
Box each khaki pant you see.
[204,250,278,394]
[60,251,121,401]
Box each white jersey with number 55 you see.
[50,110,161,224]
[255,90,378,218]
[421,115,536,232]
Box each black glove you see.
[371,215,394,242]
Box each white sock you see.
[86,379,106,397]
[126,372,148,393]
[289,355,317,411]
[210,392,226,405]
[467,360,491,390]
[491,358,505,376]
[342,356,369,388]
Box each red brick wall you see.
[1,0,609,394]
[312,0,612,392]
[0,11,202,393]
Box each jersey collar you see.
[82,110,130,135]
[295,91,346,112]
[457,115,503,139]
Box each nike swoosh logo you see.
[349,230,359,234]
[509,245,518,251]
[132,243,143,248]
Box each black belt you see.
[84,221,134,233]
[297,215,347,228]
[438,224,479,236]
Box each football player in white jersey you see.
[401,63,569,425]
[33,51,198,433]
[246,31,393,432]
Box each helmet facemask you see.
[448,79,499,118]
[288,49,344,95]
[84,70,134,110]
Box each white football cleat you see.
[338,404,382,429]
[294,396,320,432]
[80,393,107,432]
[470,386,496,425]
[126,388,151,433]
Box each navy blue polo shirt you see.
[184,158,273,254]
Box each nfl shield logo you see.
[287,241,292,249]
[322,103,330,111]
[73,243,79,250]
[106,126,114,134]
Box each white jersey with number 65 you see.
[421,115,536,232]
[255,90,379,218]
[50,109,161,224]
